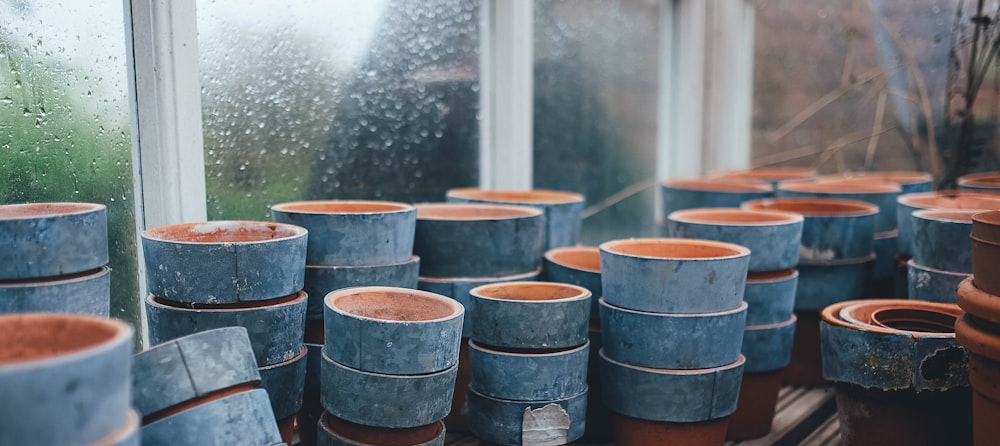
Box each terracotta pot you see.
[600,238,750,314]
[418,269,541,338]
[815,171,933,194]
[712,167,817,186]
[742,197,878,262]
[0,265,111,316]
[744,269,798,325]
[99,410,140,446]
[795,253,875,312]
[446,188,585,250]
[468,340,588,401]
[0,202,108,280]
[318,412,445,446]
[666,207,804,272]
[542,246,601,321]
[971,236,1000,297]
[908,260,969,303]
[413,203,544,279]
[959,171,1000,192]
[954,312,1000,446]
[958,277,1000,324]
[897,190,1000,257]
[784,310,824,386]
[470,281,591,350]
[725,370,783,440]
[834,382,972,446]
[303,256,419,321]
[612,412,730,446]
[776,180,902,232]
[443,339,472,433]
[141,389,283,446]
[466,386,587,446]
[259,346,308,424]
[659,178,773,217]
[912,209,976,273]
[971,209,1000,242]
[271,200,416,267]
[277,415,296,446]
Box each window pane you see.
[198,0,481,220]
[533,0,660,244]
[0,1,140,329]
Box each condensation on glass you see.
[0,1,139,329]
[534,0,660,243]
[198,0,481,220]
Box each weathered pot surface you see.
[259,346,308,422]
[418,268,541,338]
[0,265,112,316]
[776,181,899,233]
[468,339,589,401]
[470,281,591,350]
[666,208,803,272]
[907,260,968,303]
[743,268,798,325]
[897,190,1000,256]
[141,388,282,446]
[911,209,976,273]
[303,256,420,321]
[660,178,773,216]
[445,189,585,250]
[466,386,588,446]
[742,197,878,262]
[542,246,601,320]
[0,202,109,280]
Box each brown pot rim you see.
[777,180,901,194]
[972,210,1000,227]
[898,190,1000,210]
[958,172,1000,187]
[544,246,600,273]
[667,208,803,226]
[321,412,445,446]
[0,313,132,370]
[874,229,899,240]
[820,299,959,338]
[955,313,1000,360]
[306,256,419,272]
[326,286,464,323]
[712,167,817,182]
[957,277,1000,325]
[661,178,773,193]
[415,203,542,220]
[0,202,106,220]
[600,237,750,261]
[446,188,584,205]
[142,220,307,244]
[271,200,414,215]
[470,281,591,303]
[741,197,878,217]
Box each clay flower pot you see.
[414,203,544,279]
[142,221,308,304]
[959,171,1000,192]
[777,179,901,233]
[742,197,878,263]
[972,210,1000,297]
[712,167,817,187]
[816,171,933,194]
[317,413,446,446]
[0,313,133,445]
[954,303,1000,445]
[259,345,308,444]
[470,281,591,350]
[468,340,589,401]
[744,268,798,326]
[141,389,282,446]
[303,256,420,321]
[666,208,803,272]
[418,269,540,338]
[446,188,585,250]
[542,246,601,321]
[727,316,797,440]
[912,210,977,274]
[271,200,416,267]
[659,178,773,217]
[793,253,875,312]
[897,190,1000,257]
[908,260,969,303]
[466,386,588,446]
[0,265,111,316]
[600,238,750,314]
[0,202,108,280]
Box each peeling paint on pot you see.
[303,256,419,321]
[0,202,108,280]
[659,178,773,217]
[470,281,590,350]
[0,265,111,316]
[912,210,975,273]
[446,188,585,250]
[908,260,968,303]
[259,346,308,421]
[417,269,540,338]
[740,315,796,373]
[742,197,878,263]
[466,387,587,446]
[666,208,803,272]
[141,389,282,446]
[542,246,601,322]
[743,269,798,326]
[468,340,589,401]
[794,254,874,311]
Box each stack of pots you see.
[0,313,138,446]
[742,198,877,385]
[666,208,804,440]
[142,220,309,444]
[908,210,977,302]
[598,238,749,444]
[133,327,283,445]
[959,172,1000,192]
[820,299,970,445]
[318,286,463,446]
[956,209,1000,443]
[0,203,111,316]
[898,191,1000,299]
[711,167,818,187]
[659,178,773,218]
[412,203,545,432]
[445,188,585,250]
[465,282,591,445]
[271,200,419,446]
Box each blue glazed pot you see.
[0,265,111,316]
[468,340,589,401]
[414,203,545,279]
[259,346,308,421]
[794,254,875,311]
[667,208,803,272]
[660,178,773,217]
[777,180,901,233]
[303,256,419,321]
[323,286,464,375]
[958,172,1000,192]
[132,326,260,418]
[317,415,446,446]
[146,291,307,366]
[542,246,602,321]
[141,389,282,446]
[470,281,591,350]
[872,230,898,281]
[816,171,932,195]
[820,299,967,391]
[896,190,1000,257]
[466,387,588,446]
[143,221,308,305]
[418,269,540,338]
[0,202,108,280]
[319,350,456,428]
[271,200,416,267]
[908,260,968,303]
[742,197,878,262]
[600,298,747,369]
[712,167,817,188]
[744,268,798,326]
[912,210,976,273]
[446,188,585,250]
[741,315,797,373]
[599,349,745,422]
[0,314,132,446]
[600,238,750,314]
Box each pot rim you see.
[661,178,773,193]
[599,347,746,374]
[147,290,307,311]
[955,313,1000,360]
[745,313,797,331]
[820,299,958,338]
[667,207,803,226]
[468,339,589,358]
[0,265,110,287]
[777,180,901,194]
[958,172,1000,187]
[599,297,747,318]
[417,267,541,284]
[600,237,750,261]
[795,251,877,267]
[957,277,1000,324]
[0,312,132,372]
[544,246,600,273]
[0,202,106,220]
[446,187,584,205]
[319,413,445,446]
[816,171,933,185]
[271,199,415,215]
[142,220,307,245]
[470,281,591,304]
[746,268,798,283]
[972,209,1000,227]
[305,255,419,272]
[414,202,543,220]
[908,259,971,277]
[913,209,977,223]
[898,190,1000,210]
[741,197,878,217]
[325,286,464,324]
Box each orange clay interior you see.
[607,239,744,259]
[145,221,302,243]
[747,268,797,282]
[333,291,457,321]
[780,181,899,193]
[0,315,120,364]
[475,283,585,301]
[745,198,876,216]
[673,209,798,224]
[962,173,1000,185]
[273,201,410,213]
[548,247,600,272]
[449,188,581,204]
[416,204,538,220]
[905,193,1000,210]
[0,203,98,219]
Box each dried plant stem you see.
[766,69,885,144]
[864,90,888,169]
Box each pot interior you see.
[0,314,121,364]
[869,308,956,333]
[333,290,457,321]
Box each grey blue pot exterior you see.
[468,340,589,401]
[794,212,876,263]
[320,351,457,428]
[741,316,797,373]
[106,411,141,446]
[317,418,446,446]
[0,265,110,316]
[912,213,973,273]
[541,253,601,322]
[897,199,923,257]
[446,195,584,250]
[600,298,747,369]
[142,223,307,305]
[271,203,416,267]
[600,243,750,314]
[659,184,773,217]
[467,387,587,446]
[145,292,307,366]
[470,287,590,350]
[907,261,968,303]
[301,342,324,443]
[418,270,540,338]
[795,255,874,311]
[665,217,803,272]
[599,349,745,422]
[141,389,282,446]
[0,202,108,280]
[776,189,898,233]
[259,346,308,421]
[0,317,132,446]
[872,231,898,280]
[324,290,463,375]
[413,208,545,278]
[132,326,260,418]
[304,257,419,320]
[743,270,798,326]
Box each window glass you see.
[0,0,140,329]
[198,0,481,219]
[533,0,660,244]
